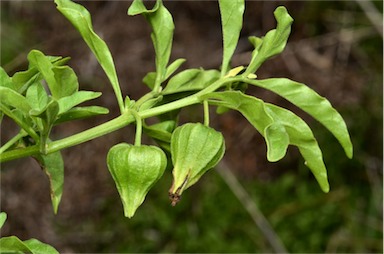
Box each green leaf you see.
[143,119,177,152]
[55,0,124,111]
[143,72,156,90]
[52,65,79,97]
[201,91,274,135]
[25,82,49,132]
[23,239,60,254]
[201,91,289,161]
[163,69,200,94]
[265,104,329,193]
[128,0,174,91]
[26,82,49,113]
[245,77,353,158]
[165,58,186,79]
[27,52,77,99]
[0,236,59,254]
[0,87,31,114]
[12,68,41,95]
[0,67,13,90]
[202,91,329,192]
[245,6,293,75]
[142,59,186,90]
[57,90,102,114]
[218,0,245,76]
[144,120,174,143]
[54,106,109,124]
[34,150,64,214]
[27,50,61,99]
[138,95,163,111]
[11,55,69,95]
[163,69,220,95]
[0,236,31,253]
[0,212,7,229]
[265,123,289,162]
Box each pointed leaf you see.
[219,0,245,76]
[142,59,186,90]
[245,6,293,75]
[138,95,163,111]
[245,77,353,158]
[163,69,200,94]
[128,0,174,88]
[57,90,102,114]
[266,104,330,192]
[34,150,64,214]
[201,91,329,192]
[55,0,124,109]
[163,69,220,95]
[165,58,186,79]
[54,106,109,124]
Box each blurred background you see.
[1,1,382,253]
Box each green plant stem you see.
[203,100,210,126]
[153,76,162,95]
[135,91,156,109]
[0,113,135,163]
[130,110,142,146]
[0,104,39,142]
[0,77,234,163]
[0,131,28,154]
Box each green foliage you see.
[219,0,244,76]
[128,0,174,92]
[246,78,353,158]
[0,212,59,254]
[55,0,124,113]
[0,0,356,252]
[244,6,293,76]
[0,0,353,214]
[0,49,108,214]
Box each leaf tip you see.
[322,184,330,193]
[346,146,353,159]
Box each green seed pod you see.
[107,143,167,218]
[169,123,225,205]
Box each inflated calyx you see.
[107,143,167,218]
[169,123,225,205]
